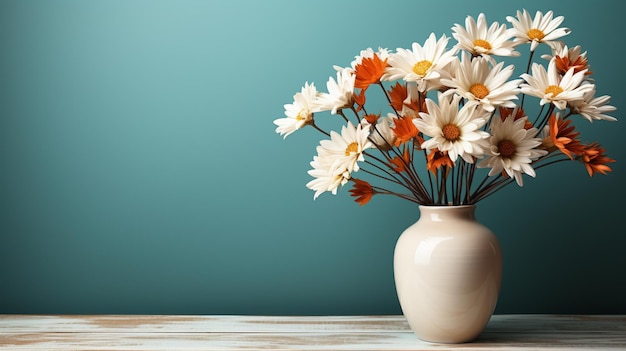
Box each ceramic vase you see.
[393,205,502,343]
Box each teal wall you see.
[1,0,624,314]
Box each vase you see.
[393,205,502,343]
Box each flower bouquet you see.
[273,9,616,206]
[273,9,618,343]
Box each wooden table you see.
[1,314,625,350]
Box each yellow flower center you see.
[469,83,490,99]
[473,39,492,50]
[527,28,546,40]
[442,124,461,141]
[412,60,432,76]
[296,112,305,121]
[544,85,564,97]
[498,140,516,158]
[345,142,359,156]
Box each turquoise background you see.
[1,0,624,314]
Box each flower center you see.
[345,142,359,156]
[442,123,461,141]
[498,140,516,158]
[296,111,305,121]
[469,83,490,99]
[412,60,432,76]
[473,39,492,50]
[527,28,546,40]
[544,85,564,97]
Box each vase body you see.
[393,205,502,343]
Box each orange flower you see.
[403,96,424,117]
[390,148,411,173]
[364,113,380,124]
[581,142,615,177]
[426,149,454,174]
[354,54,388,90]
[555,54,591,76]
[549,114,585,159]
[387,82,423,117]
[348,178,374,206]
[499,106,533,129]
[392,116,419,146]
[354,89,366,112]
[388,82,407,111]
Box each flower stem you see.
[471,174,506,202]
[520,49,536,110]
[311,122,330,137]
[472,177,514,203]
[534,156,571,170]
[372,188,420,204]
[535,104,555,133]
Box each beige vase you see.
[393,205,502,343]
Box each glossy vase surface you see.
[393,205,502,343]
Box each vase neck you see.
[418,205,476,222]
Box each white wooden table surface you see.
[1,314,625,350]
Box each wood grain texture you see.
[1,314,625,350]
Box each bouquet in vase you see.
[273,9,616,206]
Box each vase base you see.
[416,334,480,344]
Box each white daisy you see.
[452,13,520,59]
[414,93,491,163]
[273,82,322,138]
[350,47,391,69]
[306,154,348,200]
[316,121,373,174]
[540,43,588,68]
[506,9,571,52]
[520,59,592,110]
[362,113,398,150]
[306,122,373,199]
[477,116,548,186]
[569,83,617,122]
[427,56,459,93]
[306,122,373,198]
[441,52,521,112]
[383,33,457,92]
[318,67,356,114]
